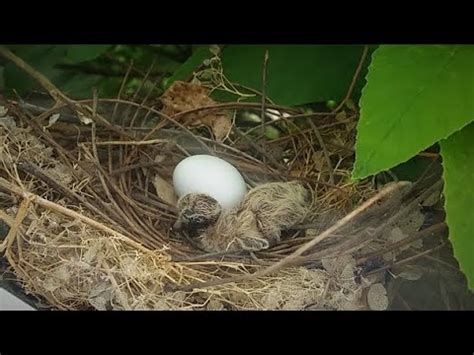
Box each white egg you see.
[172,155,247,209]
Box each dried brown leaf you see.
[161,81,231,141]
[152,175,177,205]
[210,114,232,142]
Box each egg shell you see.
[173,155,247,209]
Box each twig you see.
[110,162,161,176]
[363,241,446,276]
[306,117,335,184]
[421,254,460,272]
[130,77,162,128]
[131,59,156,103]
[172,250,246,262]
[91,138,169,146]
[112,60,134,123]
[260,50,269,137]
[99,98,214,156]
[417,152,440,159]
[0,197,31,253]
[232,83,275,104]
[284,112,336,120]
[406,155,441,195]
[92,87,98,117]
[232,127,285,172]
[126,60,158,128]
[16,100,78,124]
[333,45,369,112]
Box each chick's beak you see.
[172,219,183,232]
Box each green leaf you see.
[165,46,212,89]
[220,45,372,106]
[353,45,474,179]
[97,77,124,98]
[440,122,474,290]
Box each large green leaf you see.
[353,45,474,179]
[219,45,370,106]
[440,122,474,290]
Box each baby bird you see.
[173,193,222,237]
[174,181,311,253]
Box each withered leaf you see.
[152,175,177,205]
[161,81,232,141]
[210,114,232,142]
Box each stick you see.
[363,242,446,276]
[232,127,285,172]
[91,138,169,146]
[260,49,269,137]
[307,117,335,184]
[112,60,134,123]
[0,197,31,253]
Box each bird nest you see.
[0,49,445,310]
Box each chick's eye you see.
[182,209,193,219]
[190,215,205,224]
